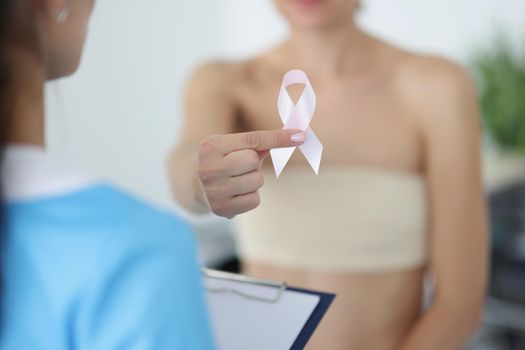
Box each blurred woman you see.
[0,0,214,348]
[168,0,488,349]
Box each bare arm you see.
[398,60,489,350]
[167,63,237,213]
[167,62,305,217]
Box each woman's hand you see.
[197,129,305,218]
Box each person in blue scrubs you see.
[0,1,215,349]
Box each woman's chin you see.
[46,57,82,81]
[282,4,348,29]
[288,14,342,30]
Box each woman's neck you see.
[284,19,376,78]
[7,49,46,147]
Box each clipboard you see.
[203,269,335,350]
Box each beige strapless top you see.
[235,167,428,272]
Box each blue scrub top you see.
[1,147,215,350]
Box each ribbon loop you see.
[270,69,323,177]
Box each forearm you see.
[167,147,210,214]
[398,301,482,350]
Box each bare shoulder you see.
[396,54,476,105]
[393,53,479,128]
[187,57,270,96]
[187,60,241,93]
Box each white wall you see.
[219,0,525,62]
[46,0,224,207]
[45,0,525,264]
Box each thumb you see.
[257,150,270,158]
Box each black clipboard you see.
[203,269,335,349]
[288,287,335,349]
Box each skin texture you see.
[168,0,489,349]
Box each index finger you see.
[221,129,305,154]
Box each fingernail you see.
[290,132,305,143]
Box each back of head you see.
[0,0,93,329]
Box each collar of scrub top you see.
[2,144,97,203]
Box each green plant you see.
[471,37,525,153]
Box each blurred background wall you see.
[220,0,525,61]
[44,0,525,266]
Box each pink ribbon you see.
[270,69,323,177]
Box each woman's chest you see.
[235,82,423,171]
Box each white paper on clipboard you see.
[203,269,320,350]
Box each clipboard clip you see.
[202,268,288,304]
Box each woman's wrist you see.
[193,173,211,213]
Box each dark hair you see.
[0,0,13,136]
[0,0,13,328]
